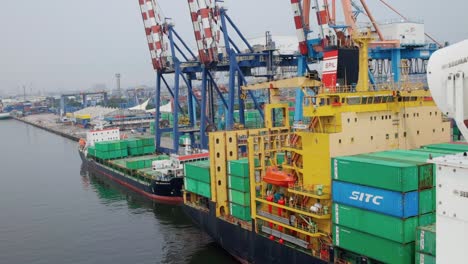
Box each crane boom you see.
[290,0,308,55]
[187,0,220,64]
[138,0,168,71]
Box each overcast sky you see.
[0,0,466,95]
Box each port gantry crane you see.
[289,0,439,123]
[139,0,300,153]
[139,0,206,153]
[186,0,299,140]
[59,91,108,116]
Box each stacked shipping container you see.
[228,159,252,221]
[184,160,211,199]
[415,224,436,264]
[127,137,155,156]
[332,153,436,264]
[87,137,156,160]
[125,155,168,170]
[89,140,129,160]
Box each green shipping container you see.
[416,224,436,256]
[359,152,434,189]
[126,159,151,170]
[136,137,155,147]
[126,138,139,148]
[228,158,260,177]
[121,149,128,158]
[155,155,169,160]
[413,148,460,155]
[360,149,454,188]
[87,147,96,157]
[129,147,144,156]
[228,159,250,177]
[333,156,431,192]
[144,159,153,168]
[197,181,211,198]
[277,152,285,165]
[95,150,109,159]
[423,143,468,152]
[419,189,435,214]
[185,178,198,193]
[333,203,435,243]
[230,202,251,221]
[333,225,414,264]
[415,252,436,264]
[143,146,154,154]
[228,175,250,192]
[185,161,211,183]
[126,160,139,170]
[95,141,111,151]
[229,189,250,206]
[185,178,210,198]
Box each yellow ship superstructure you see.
[183,33,451,260]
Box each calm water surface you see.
[0,119,237,264]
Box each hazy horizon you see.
[1,0,466,95]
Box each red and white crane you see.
[187,0,221,65]
[289,0,404,53]
[138,0,169,71]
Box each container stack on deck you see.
[125,156,165,170]
[422,142,468,152]
[331,154,436,264]
[227,159,252,221]
[184,160,211,198]
[88,140,129,160]
[127,137,155,156]
[415,224,436,264]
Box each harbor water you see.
[0,120,236,264]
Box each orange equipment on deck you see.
[263,166,296,187]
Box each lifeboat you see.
[263,166,296,187]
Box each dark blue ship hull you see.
[79,150,183,204]
[183,201,330,264]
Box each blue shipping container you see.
[332,181,418,218]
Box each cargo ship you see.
[0,101,11,120]
[180,33,465,263]
[79,126,208,204]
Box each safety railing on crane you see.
[301,81,427,96]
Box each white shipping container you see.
[431,154,468,263]
[378,22,425,46]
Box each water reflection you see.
[79,164,237,264]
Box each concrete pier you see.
[13,114,86,142]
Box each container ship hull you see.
[183,202,328,264]
[79,150,183,204]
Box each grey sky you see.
[1,0,466,95]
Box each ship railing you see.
[255,216,324,237]
[288,184,327,197]
[257,195,328,217]
[302,81,427,96]
[302,81,428,105]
